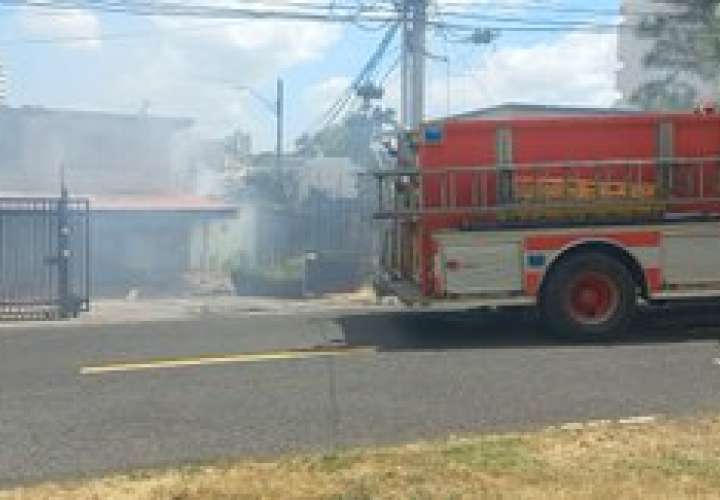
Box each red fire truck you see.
[374,108,720,340]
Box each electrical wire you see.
[0,0,692,35]
[315,20,399,129]
[378,51,400,86]
[1,0,716,49]
[0,19,254,46]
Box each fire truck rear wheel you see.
[539,252,636,341]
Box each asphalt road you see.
[1,304,720,485]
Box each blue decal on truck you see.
[424,125,443,143]
[527,254,546,268]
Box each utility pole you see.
[400,0,427,131]
[276,78,284,168]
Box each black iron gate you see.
[0,189,90,319]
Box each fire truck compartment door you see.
[441,242,522,295]
[663,235,720,286]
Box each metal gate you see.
[0,189,90,319]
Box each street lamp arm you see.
[229,79,283,167]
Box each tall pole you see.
[400,0,408,128]
[411,0,426,130]
[400,0,426,131]
[276,78,284,168]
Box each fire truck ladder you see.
[373,157,720,223]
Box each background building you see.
[0,106,236,297]
[0,60,6,107]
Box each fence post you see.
[57,184,72,318]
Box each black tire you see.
[539,252,636,341]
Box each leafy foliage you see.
[223,151,300,206]
[631,0,720,109]
[295,106,395,168]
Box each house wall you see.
[189,206,257,272]
[0,107,191,195]
[92,213,195,297]
[0,107,236,298]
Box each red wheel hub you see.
[566,271,619,325]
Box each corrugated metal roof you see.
[0,106,194,129]
[89,194,236,213]
[0,192,236,214]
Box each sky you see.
[0,0,623,151]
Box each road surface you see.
[1,304,719,485]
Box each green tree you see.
[295,106,395,168]
[631,0,720,109]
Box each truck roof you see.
[431,103,642,122]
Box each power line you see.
[0,0,684,35]
[317,21,399,129]
[0,4,706,53]
[378,52,400,86]
[0,0,702,26]
[432,0,666,18]
[0,20,252,46]
[0,0,399,22]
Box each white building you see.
[617,0,717,104]
[297,156,360,200]
[0,59,6,106]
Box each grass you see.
[4,415,720,500]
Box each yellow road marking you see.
[80,347,376,375]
